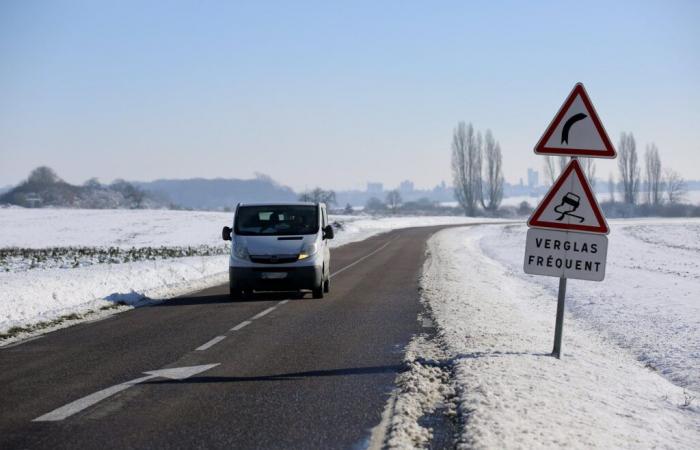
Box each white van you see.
[222,202,333,300]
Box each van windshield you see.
[234,205,319,236]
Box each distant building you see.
[366,182,383,195]
[527,168,539,188]
[398,180,414,194]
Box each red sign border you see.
[528,159,609,234]
[534,83,616,158]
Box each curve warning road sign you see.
[535,83,616,158]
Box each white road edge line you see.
[251,307,276,320]
[330,239,394,279]
[278,299,289,306]
[195,335,226,351]
[367,389,398,450]
[230,320,252,331]
[0,335,45,349]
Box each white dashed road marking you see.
[230,320,252,331]
[195,336,226,351]
[251,307,276,320]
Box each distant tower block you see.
[527,168,539,188]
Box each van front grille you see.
[250,255,299,264]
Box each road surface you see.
[0,225,455,449]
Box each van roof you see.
[237,202,324,207]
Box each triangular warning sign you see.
[535,83,616,158]
[528,159,609,234]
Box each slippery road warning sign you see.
[524,228,608,281]
[534,83,616,158]
[528,159,609,234]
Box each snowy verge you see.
[386,226,699,449]
[383,335,457,449]
[0,256,227,343]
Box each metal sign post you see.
[552,277,567,358]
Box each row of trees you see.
[451,122,505,215]
[543,133,686,206]
[615,132,685,205]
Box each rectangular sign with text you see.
[523,228,608,281]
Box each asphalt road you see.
[0,226,450,449]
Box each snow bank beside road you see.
[0,256,228,334]
[410,226,699,448]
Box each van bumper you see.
[229,265,322,291]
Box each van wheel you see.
[323,277,330,293]
[229,286,243,301]
[312,282,324,299]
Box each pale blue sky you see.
[1,0,698,191]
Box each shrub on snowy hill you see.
[0,167,168,209]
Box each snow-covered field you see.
[0,208,505,339]
[386,220,699,448]
[497,189,700,208]
[480,219,700,392]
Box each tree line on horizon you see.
[447,120,698,218]
[541,132,689,216]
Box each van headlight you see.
[298,242,318,260]
[233,239,249,260]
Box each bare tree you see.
[608,173,616,203]
[644,143,663,205]
[451,122,482,216]
[543,156,569,185]
[557,156,568,173]
[580,158,596,188]
[480,130,504,211]
[617,132,640,205]
[544,156,557,185]
[664,169,686,204]
[385,190,402,213]
[299,187,336,205]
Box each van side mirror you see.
[222,226,232,241]
[323,225,334,240]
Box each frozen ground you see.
[0,208,506,340]
[385,222,699,449]
[479,218,700,392]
